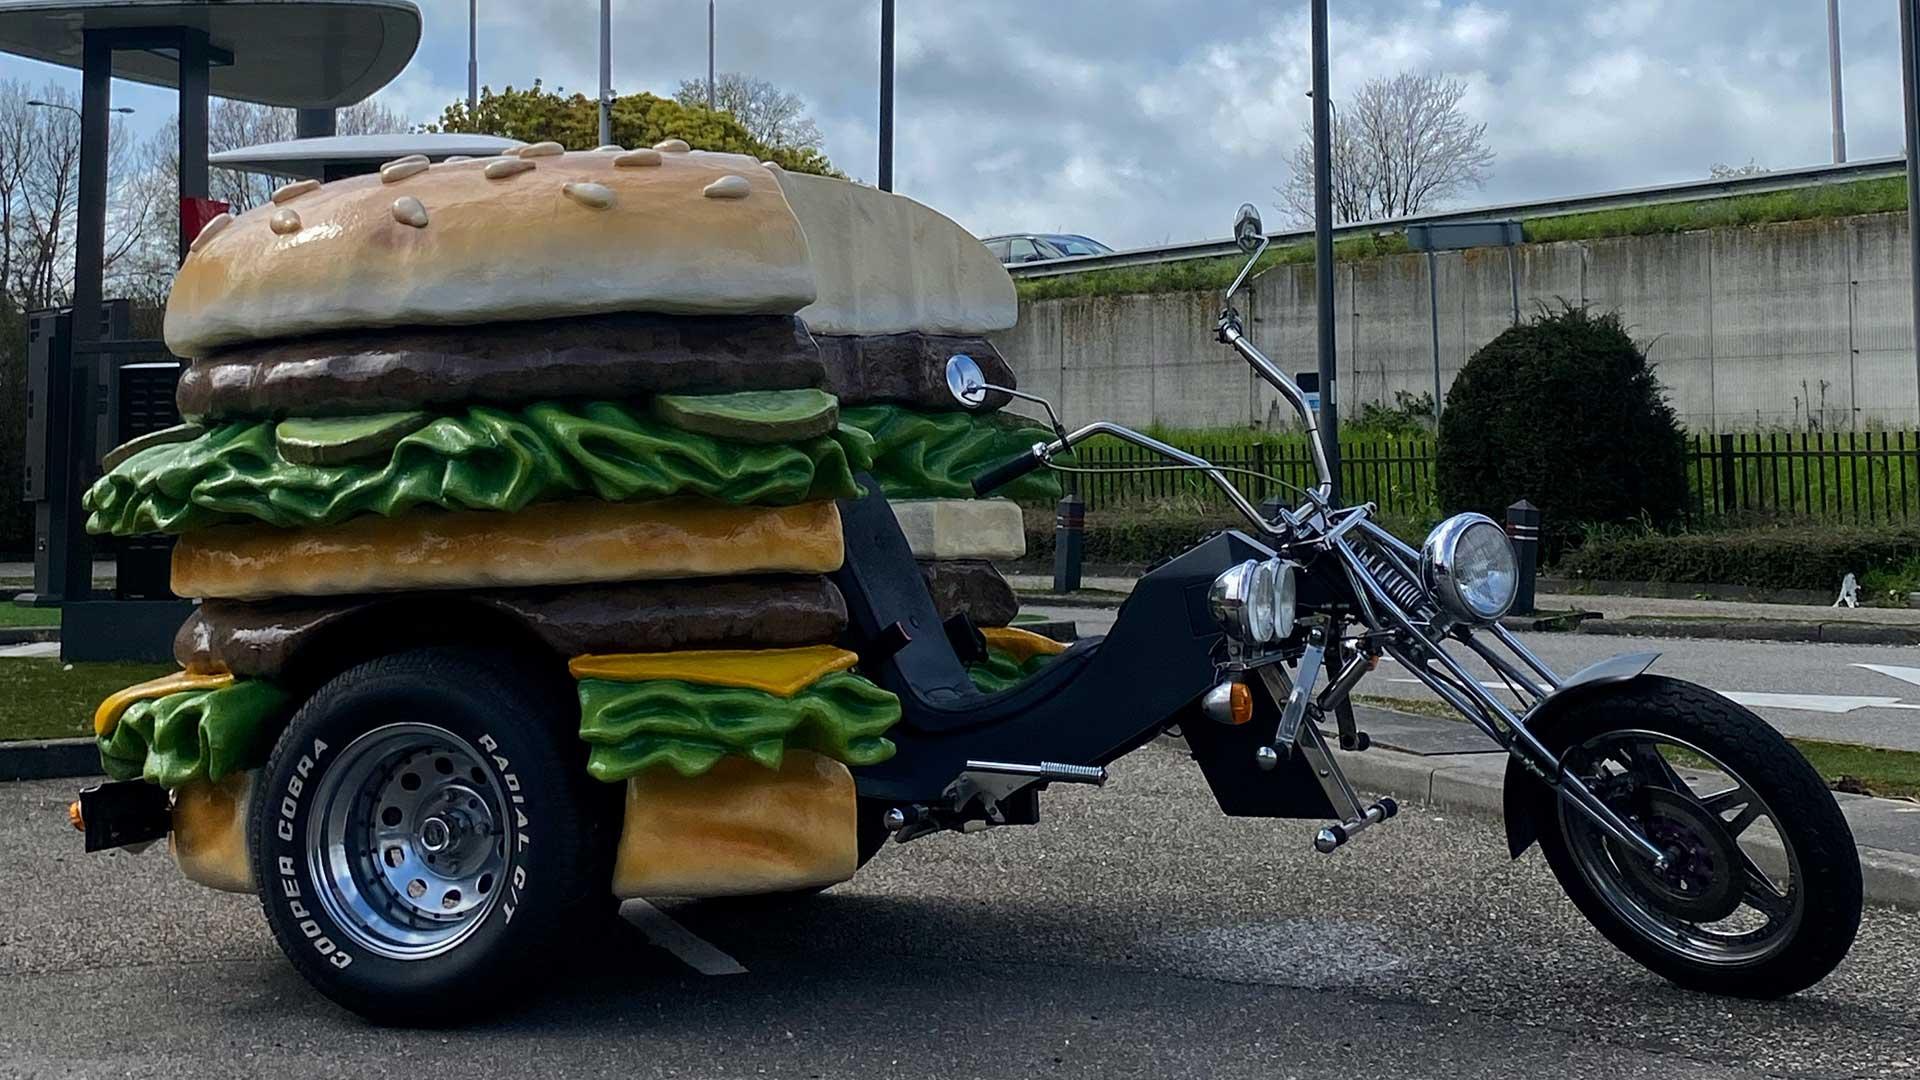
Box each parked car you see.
[981,233,1113,264]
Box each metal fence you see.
[1067,431,1920,528]
[1068,437,1437,520]
[1689,431,1920,525]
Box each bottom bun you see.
[172,498,845,600]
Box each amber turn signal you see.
[67,799,84,832]
[1201,679,1256,725]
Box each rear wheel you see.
[1530,677,1861,998]
[250,646,617,1024]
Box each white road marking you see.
[1853,663,1920,689]
[0,642,59,659]
[620,898,748,976]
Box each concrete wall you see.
[988,212,1918,432]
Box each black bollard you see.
[1052,492,1084,594]
[1505,499,1540,615]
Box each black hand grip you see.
[971,448,1043,496]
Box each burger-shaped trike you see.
[74,154,1863,1022]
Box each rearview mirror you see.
[945,354,990,409]
[1233,203,1263,253]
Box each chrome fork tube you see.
[1488,624,1563,689]
[1333,537,1669,868]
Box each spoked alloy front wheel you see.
[1530,677,1861,998]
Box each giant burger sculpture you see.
[74,141,1063,1020]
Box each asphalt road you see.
[5,746,1920,1079]
[1027,604,1920,753]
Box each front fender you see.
[1501,652,1661,858]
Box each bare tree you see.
[672,72,823,154]
[110,95,415,298]
[140,95,414,217]
[1275,72,1494,227]
[0,82,147,310]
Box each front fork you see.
[1234,621,1669,869]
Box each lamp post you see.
[468,0,478,113]
[707,1,716,111]
[598,0,613,147]
[1308,0,1338,499]
[878,0,894,191]
[27,99,131,118]
[1903,0,1920,423]
[1826,0,1847,163]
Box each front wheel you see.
[249,646,617,1024]
[1528,677,1862,998]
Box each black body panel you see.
[835,478,1293,806]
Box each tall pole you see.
[1902,0,1920,421]
[707,1,716,110]
[598,0,612,147]
[1427,250,1442,426]
[468,0,478,113]
[178,30,210,262]
[878,0,894,191]
[66,29,111,603]
[1828,0,1847,162]
[1309,0,1339,500]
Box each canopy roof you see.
[211,133,526,178]
[0,1,421,108]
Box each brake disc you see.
[1606,786,1745,923]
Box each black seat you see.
[832,477,1103,733]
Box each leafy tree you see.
[1435,304,1687,553]
[672,72,824,156]
[433,81,837,176]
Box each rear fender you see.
[1501,652,1661,858]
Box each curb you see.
[0,737,100,782]
[1334,744,1920,910]
[1014,590,1132,610]
[1580,617,1920,646]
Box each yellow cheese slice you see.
[569,644,860,698]
[982,625,1071,665]
[95,670,234,737]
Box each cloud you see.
[0,0,1901,250]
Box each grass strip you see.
[1354,694,1920,800]
[1019,177,1909,303]
[0,660,176,742]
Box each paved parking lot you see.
[4,742,1918,1079]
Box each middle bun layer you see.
[175,313,823,422]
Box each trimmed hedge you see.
[1436,305,1687,554]
[1555,525,1920,593]
[1022,508,1229,567]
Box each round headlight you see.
[1269,558,1298,640]
[1421,513,1518,624]
[1208,560,1260,641]
[1248,559,1280,642]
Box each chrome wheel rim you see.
[1558,728,1806,967]
[307,723,510,961]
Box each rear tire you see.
[249,646,617,1024]
[1528,676,1861,998]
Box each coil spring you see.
[1353,541,1431,620]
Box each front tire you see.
[1528,676,1862,998]
[249,647,616,1024]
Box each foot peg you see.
[1312,796,1398,854]
[890,760,1109,843]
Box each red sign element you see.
[180,197,231,245]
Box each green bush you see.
[1555,524,1920,593]
[1436,304,1686,553]
[1022,507,1229,567]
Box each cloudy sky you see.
[3,0,1909,249]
